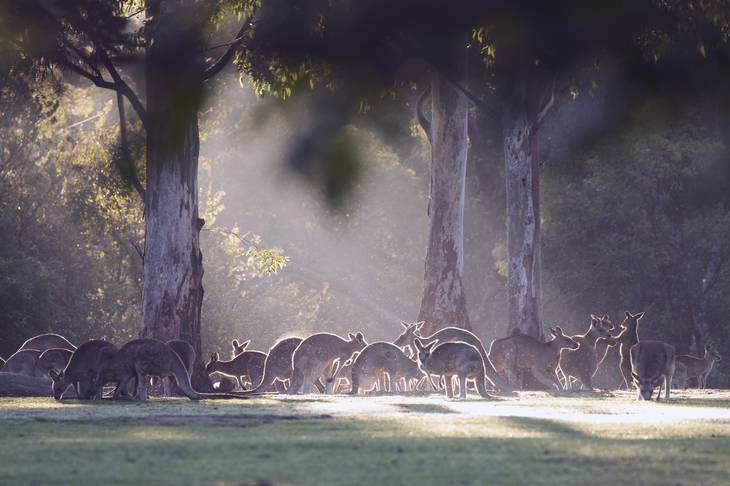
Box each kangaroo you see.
[34,348,73,378]
[348,342,425,395]
[206,346,266,390]
[488,327,579,390]
[1,349,41,376]
[48,340,117,400]
[593,315,618,368]
[19,333,76,353]
[615,311,645,389]
[240,337,303,394]
[89,339,241,400]
[630,340,675,400]
[414,339,490,399]
[560,317,612,390]
[393,321,512,392]
[674,343,721,389]
[288,332,367,394]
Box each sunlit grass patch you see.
[1,390,729,485]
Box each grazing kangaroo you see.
[615,311,645,389]
[393,321,511,392]
[206,346,266,390]
[90,339,240,400]
[630,340,675,400]
[288,332,367,394]
[48,340,117,400]
[488,327,579,390]
[414,339,490,399]
[560,317,612,390]
[34,348,73,379]
[674,344,722,389]
[19,333,76,353]
[1,349,41,376]
[349,342,425,395]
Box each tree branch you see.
[115,92,146,201]
[203,21,251,81]
[534,77,556,128]
[416,86,432,144]
[95,46,148,131]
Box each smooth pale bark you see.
[417,71,471,336]
[141,1,209,390]
[503,101,544,340]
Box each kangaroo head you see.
[591,314,615,333]
[550,326,579,350]
[231,339,249,358]
[205,352,220,373]
[632,371,661,400]
[588,318,611,339]
[413,338,438,364]
[706,343,722,361]
[618,311,645,331]
[347,332,367,350]
[48,369,67,401]
[393,321,424,356]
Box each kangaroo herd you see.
[0,311,722,402]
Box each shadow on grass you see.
[396,403,455,414]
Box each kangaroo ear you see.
[625,311,632,318]
[348,332,356,341]
[554,326,564,335]
[400,320,410,329]
[414,338,425,351]
[240,340,250,351]
[590,314,599,320]
[232,339,239,349]
[212,352,219,362]
[635,312,645,320]
[414,321,425,332]
[602,314,609,320]
[356,332,364,341]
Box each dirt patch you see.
[114,413,333,427]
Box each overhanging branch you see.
[203,21,252,81]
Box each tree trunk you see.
[417,67,471,336]
[141,1,211,391]
[502,97,544,340]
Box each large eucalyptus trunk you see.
[141,1,210,390]
[417,69,471,336]
[502,100,544,340]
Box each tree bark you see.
[141,1,210,391]
[417,66,471,336]
[502,86,544,340]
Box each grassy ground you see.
[1,390,729,485]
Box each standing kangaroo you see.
[49,340,117,400]
[348,342,425,395]
[1,349,42,376]
[560,317,612,390]
[615,311,645,389]
[89,339,240,400]
[34,348,73,379]
[414,339,491,399]
[393,321,511,392]
[19,333,76,353]
[630,340,675,400]
[288,332,367,394]
[206,344,266,390]
[488,327,579,390]
[674,344,722,389]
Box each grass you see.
[1,390,729,485]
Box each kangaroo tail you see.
[170,353,202,400]
[476,369,491,398]
[478,344,512,393]
[237,358,281,396]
